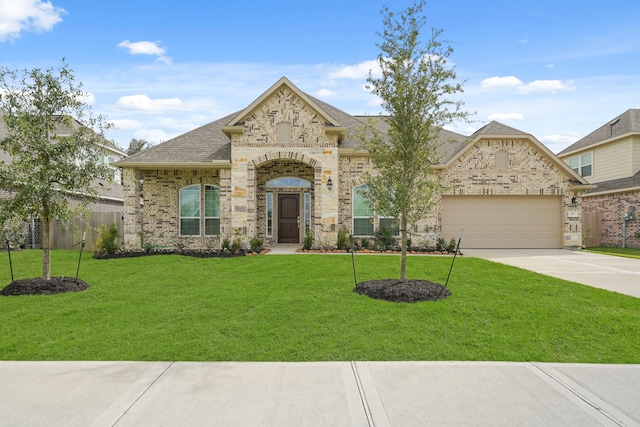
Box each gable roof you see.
[115,78,577,186]
[558,109,640,156]
[436,120,588,184]
[226,77,341,128]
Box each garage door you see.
[441,196,562,248]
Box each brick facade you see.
[119,80,583,250]
[582,191,640,248]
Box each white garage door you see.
[441,196,562,249]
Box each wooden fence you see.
[51,211,123,252]
[582,211,602,247]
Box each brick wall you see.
[582,191,640,248]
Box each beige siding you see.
[441,196,562,248]
[633,135,640,176]
[590,139,633,183]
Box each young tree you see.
[358,0,470,280]
[0,60,111,280]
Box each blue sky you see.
[1,0,639,153]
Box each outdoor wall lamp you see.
[327,177,333,190]
[571,196,577,207]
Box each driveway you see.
[463,249,640,298]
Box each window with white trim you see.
[180,185,200,236]
[568,152,592,177]
[179,184,220,236]
[204,185,220,235]
[266,192,273,237]
[353,185,374,235]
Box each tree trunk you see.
[400,216,408,281]
[42,216,51,281]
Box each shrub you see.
[96,223,119,254]
[435,237,446,252]
[231,228,243,251]
[337,227,350,250]
[249,236,263,252]
[447,238,457,252]
[221,238,231,251]
[303,230,314,250]
[374,225,396,251]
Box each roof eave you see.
[115,161,232,169]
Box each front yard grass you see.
[1,250,639,363]
[586,246,640,259]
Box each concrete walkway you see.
[1,361,639,426]
[464,249,640,298]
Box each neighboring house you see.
[558,109,640,248]
[0,117,126,249]
[117,77,588,250]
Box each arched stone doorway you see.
[253,158,321,246]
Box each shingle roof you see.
[117,113,235,166]
[584,169,640,195]
[557,109,640,156]
[471,121,530,137]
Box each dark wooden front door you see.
[278,194,300,243]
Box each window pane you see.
[180,186,200,217]
[354,185,374,216]
[304,192,311,232]
[205,218,220,235]
[181,219,200,236]
[354,218,374,235]
[581,153,592,164]
[266,193,273,237]
[380,218,400,236]
[569,157,578,168]
[205,186,220,217]
[266,177,311,188]
[581,164,592,177]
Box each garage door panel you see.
[441,196,562,249]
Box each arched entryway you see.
[254,158,319,246]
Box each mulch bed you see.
[1,277,89,296]
[354,279,451,303]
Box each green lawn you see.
[1,250,639,363]
[586,246,640,259]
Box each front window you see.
[180,184,221,236]
[180,185,200,236]
[304,192,311,233]
[353,185,374,235]
[569,152,592,177]
[266,177,311,188]
[204,185,220,235]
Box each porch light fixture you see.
[327,177,333,190]
[571,196,577,207]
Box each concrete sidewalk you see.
[1,361,638,426]
[464,249,640,298]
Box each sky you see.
[1,0,639,154]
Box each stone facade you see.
[582,191,640,248]
[118,78,584,250]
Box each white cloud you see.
[132,128,176,146]
[481,76,575,94]
[546,64,555,69]
[517,79,575,94]
[117,40,172,64]
[0,0,65,42]
[109,119,142,131]
[487,112,524,121]
[328,60,380,79]
[316,88,336,97]
[115,94,183,113]
[481,76,523,89]
[518,38,528,44]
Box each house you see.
[558,109,640,248]
[116,77,588,250]
[0,117,126,249]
